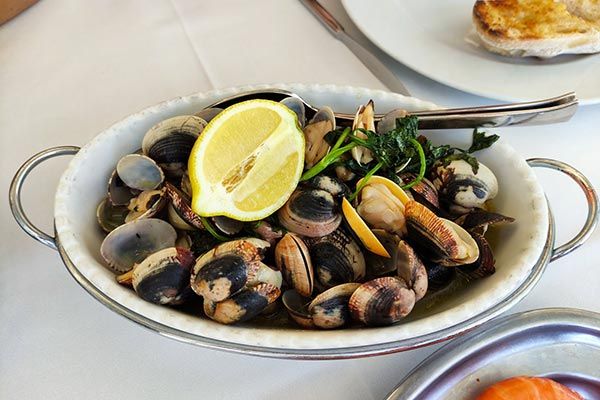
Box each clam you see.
[190,238,281,302]
[351,100,375,165]
[142,115,206,177]
[425,262,455,292]
[281,289,314,328]
[116,154,164,191]
[180,171,193,198]
[203,283,281,325]
[309,228,366,288]
[275,233,314,297]
[457,232,496,279]
[357,182,407,236]
[277,187,341,238]
[250,220,284,246]
[430,159,499,214]
[125,188,167,222]
[100,218,177,273]
[377,108,408,135]
[396,240,428,301]
[404,200,479,266]
[194,107,222,123]
[167,202,196,231]
[308,283,361,329]
[280,97,306,128]
[349,277,416,326]
[212,216,244,236]
[164,182,204,230]
[399,173,440,211]
[96,197,129,233]
[132,247,195,305]
[108,169,135,206]
[303,107,335,169]
[306,175,349,198]
[454,208,515,235]
[364,229,401,277]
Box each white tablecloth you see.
[1,1,598,399]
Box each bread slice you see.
[473,0,600,57]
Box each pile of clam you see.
[96,98,514,329]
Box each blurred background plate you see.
[341,0,600,105]
[385,308,600,399]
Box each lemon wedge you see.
[188,99,305,221]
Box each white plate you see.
[48,84,550,358]
[342,0,600,105]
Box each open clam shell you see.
[132,247,195,305]
[280,97,306,128]
[100,218,177,273]
[303,106,335,169]
[107,169,135,206]
[282,289,314,329]
[116,154,164,191]
[203,283,281,325]
[96,197,129,233]
[377,108,408,135]
[164,182,204,230]
[125,188,167,222]
[396,240,428,301]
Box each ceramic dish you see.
[341,0,600,105]
[385,308,600,399]
[9,84,598,359]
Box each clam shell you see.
[457,233,496,280]
[116,154,164,191]
[280,97,306,128]
[96,197,129,233]
[278,188,341,238]
[107,169,135,206]
[125,188,167,222]
[303,106,335,169]
[100,218,177,273]
[282,290,314,329]
[275,233,314,297]
[142,115,206,177]
[396,240,428,301]
[164,182,204,230]
[194,107,222,123]
[132,247,195,305]
[349,277,416,326]
[350,100,375,165]
[309,228,366,289]
[377,108,408,135]
[205,283,281,325]
[308,283,361,329]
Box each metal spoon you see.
[204,88,577,129]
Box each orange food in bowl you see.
[476,376,583,400]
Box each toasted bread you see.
[473,0,600,57]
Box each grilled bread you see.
[473,0,600,57]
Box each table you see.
[1,1,598,399]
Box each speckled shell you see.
[204,283,281,325]
[395,240,428,301]
[282,289,315,329]
[349,277,416,326]
[125,188,167,222]
[308,283,361,329]
[132,247,195,305]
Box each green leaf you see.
[468,129,499,153]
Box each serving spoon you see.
[205,88,578,129]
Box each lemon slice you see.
[341,198,390,258]
[188,99,305,221]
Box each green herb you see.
[468,128,500,153]
[200,217,230,242]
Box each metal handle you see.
[9,146,80,251]
[527,158,598,262]
[300,0,344,34]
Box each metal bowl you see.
[385,308,600,399]
[9,84,598,359]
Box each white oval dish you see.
[12,84,596,359]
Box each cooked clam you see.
[116,154,164,191]
[309,228,366,288]
[349,277,416,326]
[357,183,407,236]
[425,262,456,292]
[132,247,195,305]
[431,159,499,214]
[280,97,306,128]
[96,197,129,233]
[142,115,206,177]
[100,218,177,273]
[108,169,135,206]
[278,187,341,237]
[303,107,335,169]
[396,240,428,301]
[457,232,495,279]
[351,100,375,165]
[306,175,349,198]
[282,289,314,328]
[404,200,479,266]
[194,107,223,123]
[454,208,515,235]
[164,182,204,230]
[190,238,281,302]
[125,188,167,222]
[308,283,361,329]
[250,220,284,246]
[212,216,244,236]
[399,173,440,211]
[364,229,400,277]
[275,233,314,297]
[203,283,281,325]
